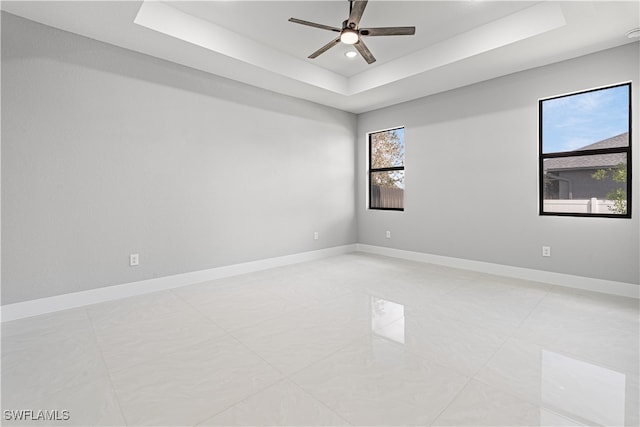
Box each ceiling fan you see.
[288,0,415,64]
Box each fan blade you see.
[360,27,415,36]
[354,40,376,64]
[308,37,341,59]
[348,0,368,28]
[288,18,340,33]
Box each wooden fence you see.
[371,185,404,209]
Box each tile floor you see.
[2,253,639,426]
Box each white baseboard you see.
[3,242,637,322]
[356,244,640,299]
[0,244,358,322]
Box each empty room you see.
[1,1,639,426]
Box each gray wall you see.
[3,13,639,306]
[1,13,357,304]
[357,42,639,285]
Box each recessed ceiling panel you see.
[2,0,638,113]
[168,1,539,77]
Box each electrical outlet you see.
[314,231,319,240]
[542,246,551,257]
[130,253,139,266]
[386,230,391,239]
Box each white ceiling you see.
[2,1,639,113]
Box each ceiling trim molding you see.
[349,2,566,94]
[135,1,566,97]
[134,1,349,94]
[2,1,636,113]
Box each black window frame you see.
[539,82,632,219]
[368,127,405,211]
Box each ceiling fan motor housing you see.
[289,0,415,64]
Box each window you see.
[539,83,631,218]
[369,127,405,210]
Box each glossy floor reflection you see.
[2,253,639,426]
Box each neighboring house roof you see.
[544,132,628,172]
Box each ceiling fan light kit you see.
[288,0,416,64]
[340,29,359,45]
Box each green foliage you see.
[592,162,627,214]
[591,169,607,180]
[610,163,627,183]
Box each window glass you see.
[371,129,405,168]
[539,83,631,217]
[543,153,628,215]
[542,85,629,154]
[369,128,405,210]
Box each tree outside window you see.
[369,127,405,210]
